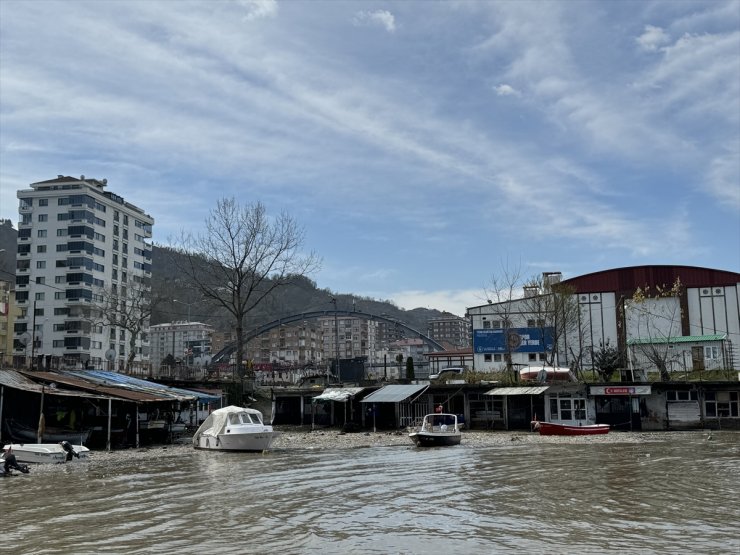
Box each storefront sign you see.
[589,386,651,395]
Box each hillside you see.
[0,221,447,335]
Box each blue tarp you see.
[63,370,222,404]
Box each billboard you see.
[473,327,554,354]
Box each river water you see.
[5,431,739,554]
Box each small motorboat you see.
[409,413,462,447]
[532,421,610,436]
[193,406,279,452]
[1,441,90,464]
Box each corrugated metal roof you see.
[313,387,364,402]
[23,371,170,402]
[627,334,726,345]
[485,386,550,396]
[64,371,199,402]
[0,370,108,399]
[360,384,428,403]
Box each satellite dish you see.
[19,332,31,346]
[105,349,116,361]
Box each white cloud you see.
[493,83,520,97]
[353,10,396,33]
[389,288,483,317]
[707,142,740,209]
[237,0,278,21]
[636,25,670,52]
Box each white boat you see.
[192,406,279,452]
[408,413,462,447]
[1,442,90,464]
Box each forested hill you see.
[0,221,447,334]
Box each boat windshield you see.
[245,413,262,424]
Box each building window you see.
[705,391,739,418]
[493,354,502,362]
[35,277,45,284]
[484,354,492,362]
[35,292,45,301]
[37,245,47,253]
[36,260,46,269]
[37,230,47,238]
[704,346,720,360]
[549,394,586,422]
[528,353,537,361]
[38,214,48,222]
[667,390,698,401]
[39,199,48,206]
[483,320,491,329]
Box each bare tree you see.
[171,198,320,387]
[482,262,525,378]
[92,278,160,373]
[519,275,582,371]
[627,278,683,381]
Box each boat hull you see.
[409,413,462,447]
[2,443,90,464]
[194,431,279,452]
[533,422,610,436]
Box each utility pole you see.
[332,297,340,382]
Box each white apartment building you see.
[13,175,154,370]
[149,321,214,370]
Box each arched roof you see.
[560,265,740,293]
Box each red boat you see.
[532,421,610,436]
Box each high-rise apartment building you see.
[427,314,471,349]
[149,321,214,371]
[319,315,377,362]
[13,175,154,370]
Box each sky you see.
[1,0,739,317]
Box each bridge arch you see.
[212,310,445,363]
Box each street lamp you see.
[173,299,193,322]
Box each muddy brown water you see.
[5,430,739,554]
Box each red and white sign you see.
[589,385,651,396]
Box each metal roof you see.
[313,387,364,402]
[485,386,550,396]
[360,384,428,403]
[0,370,109,399]
[23,371,171,402]
[627,334,727,345]
[64,370,201,402]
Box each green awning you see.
[627,334,726,345]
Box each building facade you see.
[319,315,377,363]
[427,314,471,349]
[467,266,740,376]
[13,175,154,370]
[149,321,214,371]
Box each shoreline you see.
[14,427,735,470]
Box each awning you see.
[313,387,364,402]
[485,386,550,396]
[360,384,428,403]
[0,370,109,400]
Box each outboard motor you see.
[60,441,79,461]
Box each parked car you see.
[429,367,465,380]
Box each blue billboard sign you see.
[473,327,554,354]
